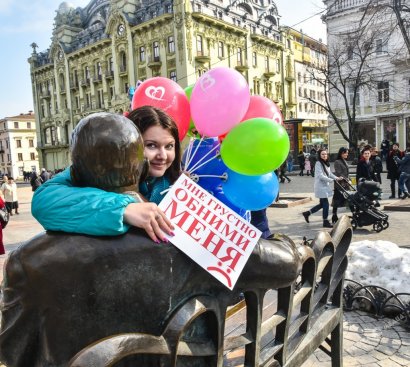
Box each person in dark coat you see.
[331,147,350,224]
[393,146,410,199]
[309,149,317,177]
[356,147,376,183]
[297,151,305,176]
[386,143,404,198]
[370,147,383,184]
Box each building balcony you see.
[40,91,51,99]
[105,71,114,79]
[70,80,79,90]
[286,98,297,107]
[235,61,249,72]
[147,56,162,71]
[119,65,127,75]
[263,70,276,79]
[80,79,90,87]
[60,87,66,94]
[195,51,210,64]
[285,74,295,82]
[93,74,103,83]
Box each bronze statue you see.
[0,112,302,366]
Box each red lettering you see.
[186,196,199,211]
[208,214,224,232]
[163,199,191,228]
[202,231,225,257]
[196,204,212,222]
[185,218,206,241]
[175,188,189,202]
[218,247,244,271]
[235,235,251,251]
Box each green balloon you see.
[184,84,194,100]
[220,118,290,175]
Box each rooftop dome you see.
[57,2,74,14]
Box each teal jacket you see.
[32,168,136,236]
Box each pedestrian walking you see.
[30,171,43,192]
[331,147,350,224]
[386,143,404,198]
[40,168,50,183]
[0,196,6,255]
[356,147,377,183]
[309,149,317,177]
[286,152,294,173]
[304,157,311,176]
[380,139,390,162]
[370,147,383,184]
[302,149,342,228]
[393,146,410,199]
[279,161,291,183]
[1,177,19,215]
[297,151,305,176]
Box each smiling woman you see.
[31,106,180,243]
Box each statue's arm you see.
[0,253,38,367]
[31,168,137,236]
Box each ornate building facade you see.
[324,0,410,154]
[0,111,39,178]
[286,28,328,153]
[29,0,300,170]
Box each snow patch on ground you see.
[345,240,410,294]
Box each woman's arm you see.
[315,162,334,183]
[32,168,136,236]
[32,168,174,241]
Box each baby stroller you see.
[335,178,389,232]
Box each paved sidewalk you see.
[1,179,409,366]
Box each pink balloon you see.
[190,67,250,137]
[241,95,283,125]
[131,77,190,141]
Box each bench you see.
[69,215,352,367]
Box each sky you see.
[0,0,327,119]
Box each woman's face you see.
[143,125,176,178]
[362,150,371,160]
[341,151,348,158]
[320,150,328,160]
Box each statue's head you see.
[70,112,145,192]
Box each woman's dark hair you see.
[336,147,348,160]
[128,106,181,184]
[317,148,330,167]
[360,147,371,161]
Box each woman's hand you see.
[123,202,174,243]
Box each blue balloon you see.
[222,169,279,210]
[182,138,227,192]
[212,186,250,220]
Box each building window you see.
[29,139,34,147]
[7,154,11,162]
[85,66,90,81]
[120,52,127,71]
[252,52,257,66]
[166,4,172,12]
[264,56,269,71]
[30,152,35,160]
[170,70,177,81]
[86,92,91,108]
[348,85,360,106]
[17,153,23,161]
[27,122,31,129]
[237,47,243,65]
[197,35,203,56]
[375,39,387,55]
[139,46,145,62]
[196,4,201,12]
[168,36,175,53]
[14,121,18,129]
[16,140,21,148]
[97,89,104,109]
[96,62,102,78]
[276,59,280,73]
[218,41,224,58]
[377,81,389,102]
[153,41,159,60]
[109,57,114,73]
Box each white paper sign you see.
[158,175,262,290]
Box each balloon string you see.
[185,136,205,170]
[189,155,218,174]
[194,174,225,178]
[183,137,194,170]
[188,143,221,173]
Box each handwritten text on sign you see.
[159,175,261,290]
